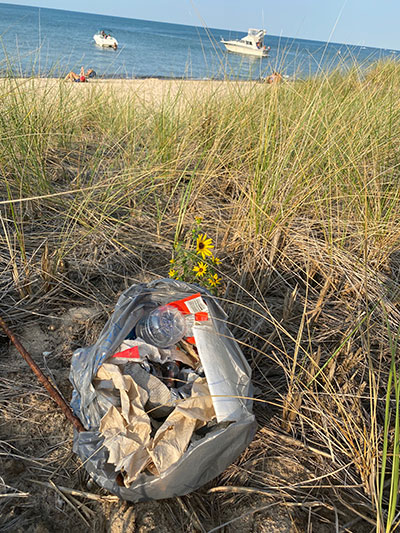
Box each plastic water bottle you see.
[135,305,186,348]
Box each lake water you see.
[0,2,398,79]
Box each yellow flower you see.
[208,277,216,287]
[169,269,177,278]
[193,261,207,277]
[196,233,214,260]
[212,273,221,285]
[212,255,221,265]
[169,258,175,264]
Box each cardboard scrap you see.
[169,343,200,368]
[149,378,215,474]
[95,364,215,486]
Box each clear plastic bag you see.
[69,279,257,501]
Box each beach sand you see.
[2,77,263,106]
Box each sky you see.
[0,0,399,50]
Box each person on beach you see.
[64,67,96,82]
[64,66,86,82]
[265,71,282,84]
[86,68,97,79]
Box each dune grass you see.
[1,60,400,530]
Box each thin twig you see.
[69,493,96,521]
[48,480,90,528]
[29,479,119,502]
[176,497,206,533]
[207,501,325,533]
[0,492,30,499]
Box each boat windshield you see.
[247,29,265,39]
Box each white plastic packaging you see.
[193,321,244,422]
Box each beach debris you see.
[70,279,256,501]
[95,363,214,486]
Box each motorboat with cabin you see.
[93,30,118,49]
[221,29,270,57]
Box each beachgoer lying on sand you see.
[64,66,86,82]
[64,67,96,82]
[265,71,282,84]
[86,68,97,79]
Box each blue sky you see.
[1,0,399,50]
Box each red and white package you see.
[167,293,209,344]
[110,339,165,364]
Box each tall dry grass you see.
[1,60,400,530]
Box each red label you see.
[194,311,208,321]
[111,346,140,359]
[168,293,208,320]
[168,293,202,314]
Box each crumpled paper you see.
[149,378,215,473]
[97,364,152,485]
[96,363,215,486]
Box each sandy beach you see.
[1,76,263,106]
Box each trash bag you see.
[70,279,257,502]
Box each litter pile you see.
[70,280,256,501]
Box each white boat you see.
[93,30,118,49]
[221,29,270,57]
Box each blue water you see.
[0,3,398,79]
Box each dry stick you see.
[176,497,206,533]
[68,493,96,520]
[207,501,326,533]
[0,492,30,499]
[48,480,90,528]
[0,315,85,433]
[29,479,119,502]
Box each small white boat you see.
[221,28,270,58]
[93,30,118,49]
